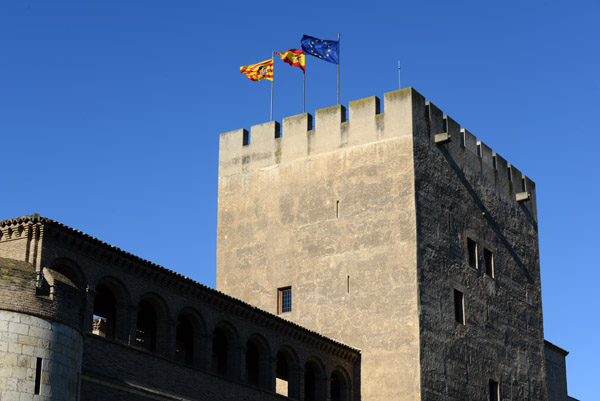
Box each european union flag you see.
[301,35,339,65]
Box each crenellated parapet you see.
[424,99,537,219]
[219,87,536,218]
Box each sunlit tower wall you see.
[216,88,547,401]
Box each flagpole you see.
[303,69,306,113]
[398,60,401,89]
[271,52,274,121]
[337,32,340,105]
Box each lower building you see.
[0,215,359,400]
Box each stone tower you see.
[216,88,547,401]
[0,217,86,400]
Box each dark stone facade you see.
[0,215,359,400]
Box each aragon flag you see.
[240,59,274,81]
[276,49,305,72]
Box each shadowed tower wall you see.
[216,88,547,401]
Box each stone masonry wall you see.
[0,310,83,400]
[413,96,547,400]
[217,90,422,401]
[82,334,291,401]
[545,341,569,401]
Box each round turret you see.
[0,257,86,400]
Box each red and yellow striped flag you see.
[240,59,274,81]
[276,49,305,72]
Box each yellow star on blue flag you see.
[301,34,339,64]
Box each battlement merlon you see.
[218,87,537,216]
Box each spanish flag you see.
[276,49,305,72]
[240,59,274,81]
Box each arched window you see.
[92,284,117,338]
[175,315,194,365]
[212,327,228,376]
[47,260,84,289]
[136,300,157,352]
[245,335,272,390]
[304,362,317,401]
[245,340,260,386]
[330,370,349,401]
[274,348,300,398]
[276,351,290,397]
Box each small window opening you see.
[336,200,340,218]
[245,340,260,386]
[278,287,292,314]
[304,362,317,401]
[92,284,117,338]
[276,352,289,397]
[467,238,478,269]
[347,275,350,293]
[454,289,465,325]
[212,328,228,376]
[136,300,157,352]
[175,315,194,365]
[489,379,499,401]
[330,370,348,401]
[484,249,494,278]
[34,357,42,394]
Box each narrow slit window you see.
[34,357,43,394]
[278,287,292,314]
[347,275,350,293]
[467,238,478,269]
[484,248,494,278]
[336,200,340,218]
[489,379,499,401]
[454,289,465,325]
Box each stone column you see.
[118,304,138,346]
[83,287,96,333]
[157,319,178,359]
[229,344,245,381]
[259,355,275,392]
[288,366,304,400]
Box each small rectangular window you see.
[484,248,494,278]
[454,289,465,325]
[278,287,292,314]
[489,379,499,401]
[467,238,478,269]
[34,357,43,394]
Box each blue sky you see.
[1,1,598,398]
